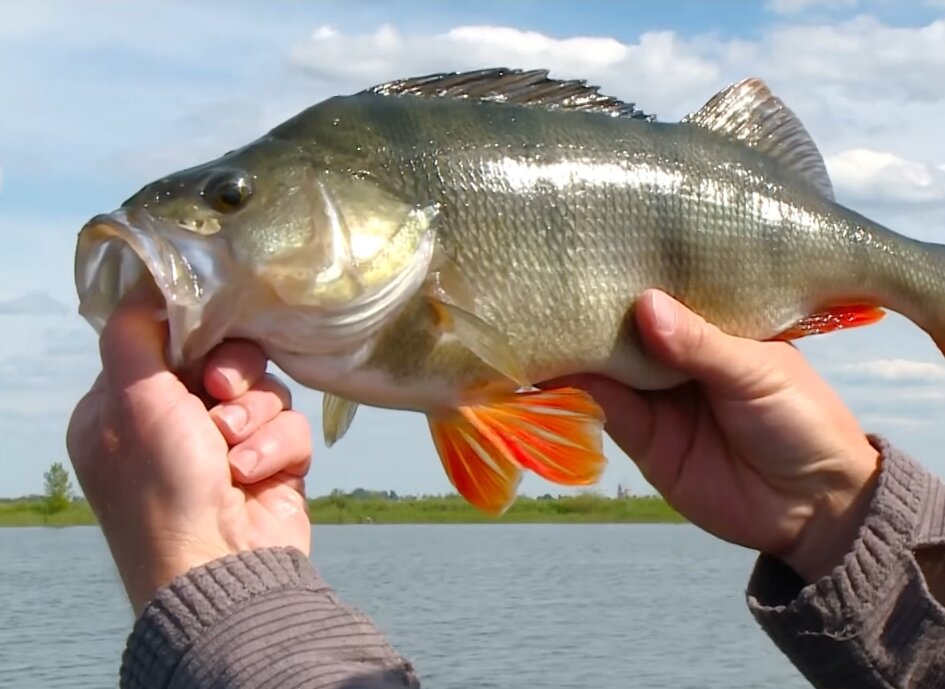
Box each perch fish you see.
[74,69,945,514]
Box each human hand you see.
[67,293,313,613]
[560,290,881,583]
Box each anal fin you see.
[428,387,607,515]
[771,304,886,341]
[429,419,523,516]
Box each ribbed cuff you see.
[120,547,326,688]
[746,435,936,686]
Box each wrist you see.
[782,439,882,583]
[119,533,233,614]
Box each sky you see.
[2,0,945,500]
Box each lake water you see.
[0,524,811,688]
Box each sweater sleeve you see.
[119,547,420,689]
[747,436,945,689]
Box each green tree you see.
[43,462,73,515]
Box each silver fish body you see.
[74,69,945,513]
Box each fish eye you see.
[203,171,253,213]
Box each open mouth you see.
[74,207,234,366]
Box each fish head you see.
[75,135,438,369]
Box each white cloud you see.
[827,149,945,204]
[831,358,945,383]
[289,24,717,115]
[0,290,69,316]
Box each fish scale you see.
[75,68,945,515]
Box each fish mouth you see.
[75,207,236,367]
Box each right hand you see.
[558,290,881,583]
[67,294,313,613]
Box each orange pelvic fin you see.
[771,304,886,341]
[428,387,607,515]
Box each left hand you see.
[67,293,313,613]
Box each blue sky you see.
[2,0,945,499]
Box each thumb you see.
[99,287,174,393]
[635,290,779,398]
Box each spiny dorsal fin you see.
[364,68,656,120]
[682,78,834,200]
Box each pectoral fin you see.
[428,387,607,515]
[428,297,530,387]
[322,393,359,447]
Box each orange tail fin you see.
[771,304,886,341]
[428,387,607,515]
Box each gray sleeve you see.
[119,547,419,689]
[747,436,945,689]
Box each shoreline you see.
[0,494,685,527]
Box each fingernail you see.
[650,292,678,334]
[230,448,259,476]
[217,404,248,435]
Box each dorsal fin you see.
[363,68,656,120]
[682,78,834,200]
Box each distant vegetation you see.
[0,497,96,526]
[0,488,684,527]
[310,488,684,524]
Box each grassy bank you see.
[0,493,684,527]
[0,499,98,527]
[310,493,684,524]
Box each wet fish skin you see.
[74,70,945,514]
[277,82,940,398]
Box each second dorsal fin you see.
[363,68,656,120]
[682,78,834,200]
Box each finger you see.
[209,374,293,444]
[66,384,107,474]
[99,288,173,392]
[635,289,785,399]
[269,471,306,499]
[245,473,311,539]
[229,410,312,484]
[203,340,268,401]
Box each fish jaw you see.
[75,199,440,378]
[75,208,243,367]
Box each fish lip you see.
[75,207,234,366]
[76,209,195,317]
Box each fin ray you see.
[365,68,656,120]
[430,417,522,516]
[428,297,530,386]
[682,77,834,199]
[428,387,607,515]
[771,304,886,341]
[322,393,359,447]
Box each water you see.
[0,524,810,688]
